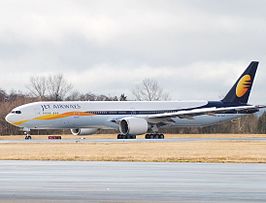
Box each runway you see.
[2,137,266,143]
[0,161,266,202]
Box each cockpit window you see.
[11,111,22,114]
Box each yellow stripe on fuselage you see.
[11,111,95,126]
[13,120,29,126]
[34,112,95,120]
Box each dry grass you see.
[1,136,266,163]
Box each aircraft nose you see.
[5,113,12,124]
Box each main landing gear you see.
[145,133,164,139]
[116,133,165,139]
[117,134,136,139]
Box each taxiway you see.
[1,137,266,143]
[0,161,266,202]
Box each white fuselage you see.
[5,100,240,131]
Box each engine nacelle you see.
[119,117,148,135]
[71,128,98,136]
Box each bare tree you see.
[257,112,266,133]
[79,93,97,101]
[66,92,125,101]
[132,78,170,101]
[65,91,81,101]
[27,76,47,100]
[47,74,73,101]
[0,89,7,102]
[119,93,127,101]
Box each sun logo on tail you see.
[236,74,252,97]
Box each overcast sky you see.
[0,0,265,103]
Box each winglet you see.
[222,61,259,104]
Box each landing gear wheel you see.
[145,133,164,139]
[117,134,137,139]
[117,134,122,139]
[151,134,155,139]
[25,135,32,140]
[159,134,164,139]
[23,129,31,140]
[130,135,136,139]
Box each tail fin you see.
[222,61,259,104]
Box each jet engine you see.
[119,117,148,135]
[70,128,98,136]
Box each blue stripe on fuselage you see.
[84,101,257,116]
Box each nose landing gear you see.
[24,135,32,140]
[23,129,32,140]
[24,133,32,140]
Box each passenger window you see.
[16,111,22,114]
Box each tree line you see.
[0,74,266,135]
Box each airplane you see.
[5,61,265,139]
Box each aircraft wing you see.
[146,105,265,120]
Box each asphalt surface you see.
[1,137,266,143]
[0,161,266,202]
